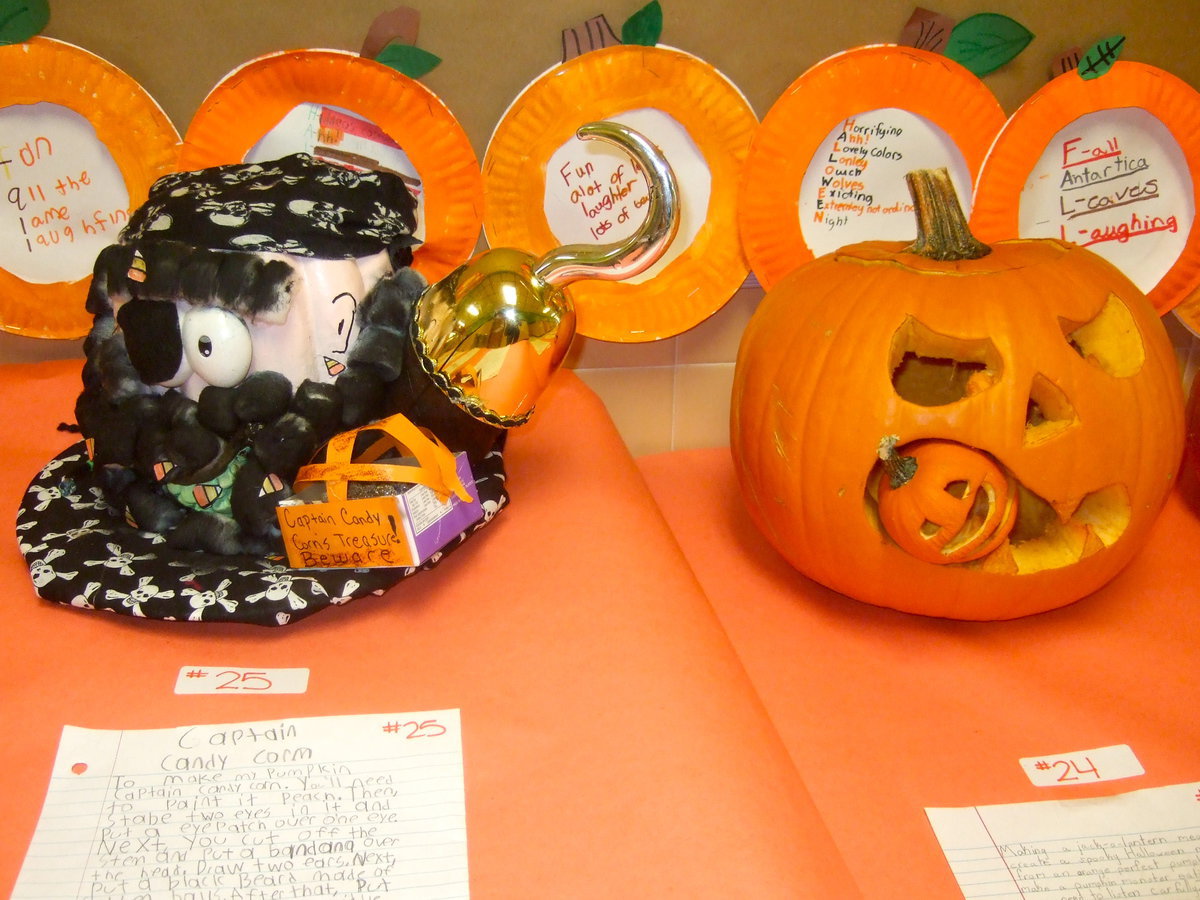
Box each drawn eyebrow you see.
[330,292,357,354]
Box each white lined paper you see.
[13,710,468,899]
[927,780,1200,899]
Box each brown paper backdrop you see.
[5,0,1200,373]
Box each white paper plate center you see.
[0,102,129,284]
[798,107,973,257]
[246,102,426,245]
[543,108,711,286]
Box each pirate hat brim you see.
[17,441,507,626]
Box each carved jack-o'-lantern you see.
[732,169,1186,620]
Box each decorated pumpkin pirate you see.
[20,123,678,625]
[70,152,506,558]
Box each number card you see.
[174,666,310,695]
[1019,743,1144,787]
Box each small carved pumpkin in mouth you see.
[876,439,1018,565]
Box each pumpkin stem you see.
[877,434,918,489]
[904,168,991,262]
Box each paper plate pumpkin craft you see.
[731,168,1185,621]
[971,61,1200,317]
[483,43,757,342]
[179,48,482,285]
[17,154,508,626]
[0,37,180,338]
[738,44,1006,290]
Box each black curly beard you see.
[75,268,504,556]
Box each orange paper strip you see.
[294,412,469,503]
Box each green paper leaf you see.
[375,41,441,79]
[945,12,1034,77]
[622,0,663,47]
[1078,35,1126,80]
[0,0,49,45]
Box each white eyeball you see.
[181,306,253,387]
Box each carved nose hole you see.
[944,480,969,499]
[1025,373,1079,446]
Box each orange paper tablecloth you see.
[0,361,857,898]
[639,447,1200,900]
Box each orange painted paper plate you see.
[0,37,179,339]
[972,61,1200,317]
[179,49,482,283]
[738,44,1006,290]
[483,45,758,342]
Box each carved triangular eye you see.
[1060,293,1145,378]
[890,316,1003,406]
[1024,373,1079,446]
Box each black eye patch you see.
[116,301,183,385]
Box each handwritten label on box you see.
[280,493,418,568]
[277,451,482,569]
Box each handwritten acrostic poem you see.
[926,780,1200,900]
[1020,107,1193,294]
[0,103,132,284]
[12,711,469,899]
[1056,135,1172,244]
[812,117,904,223]
[799,108,971,256]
